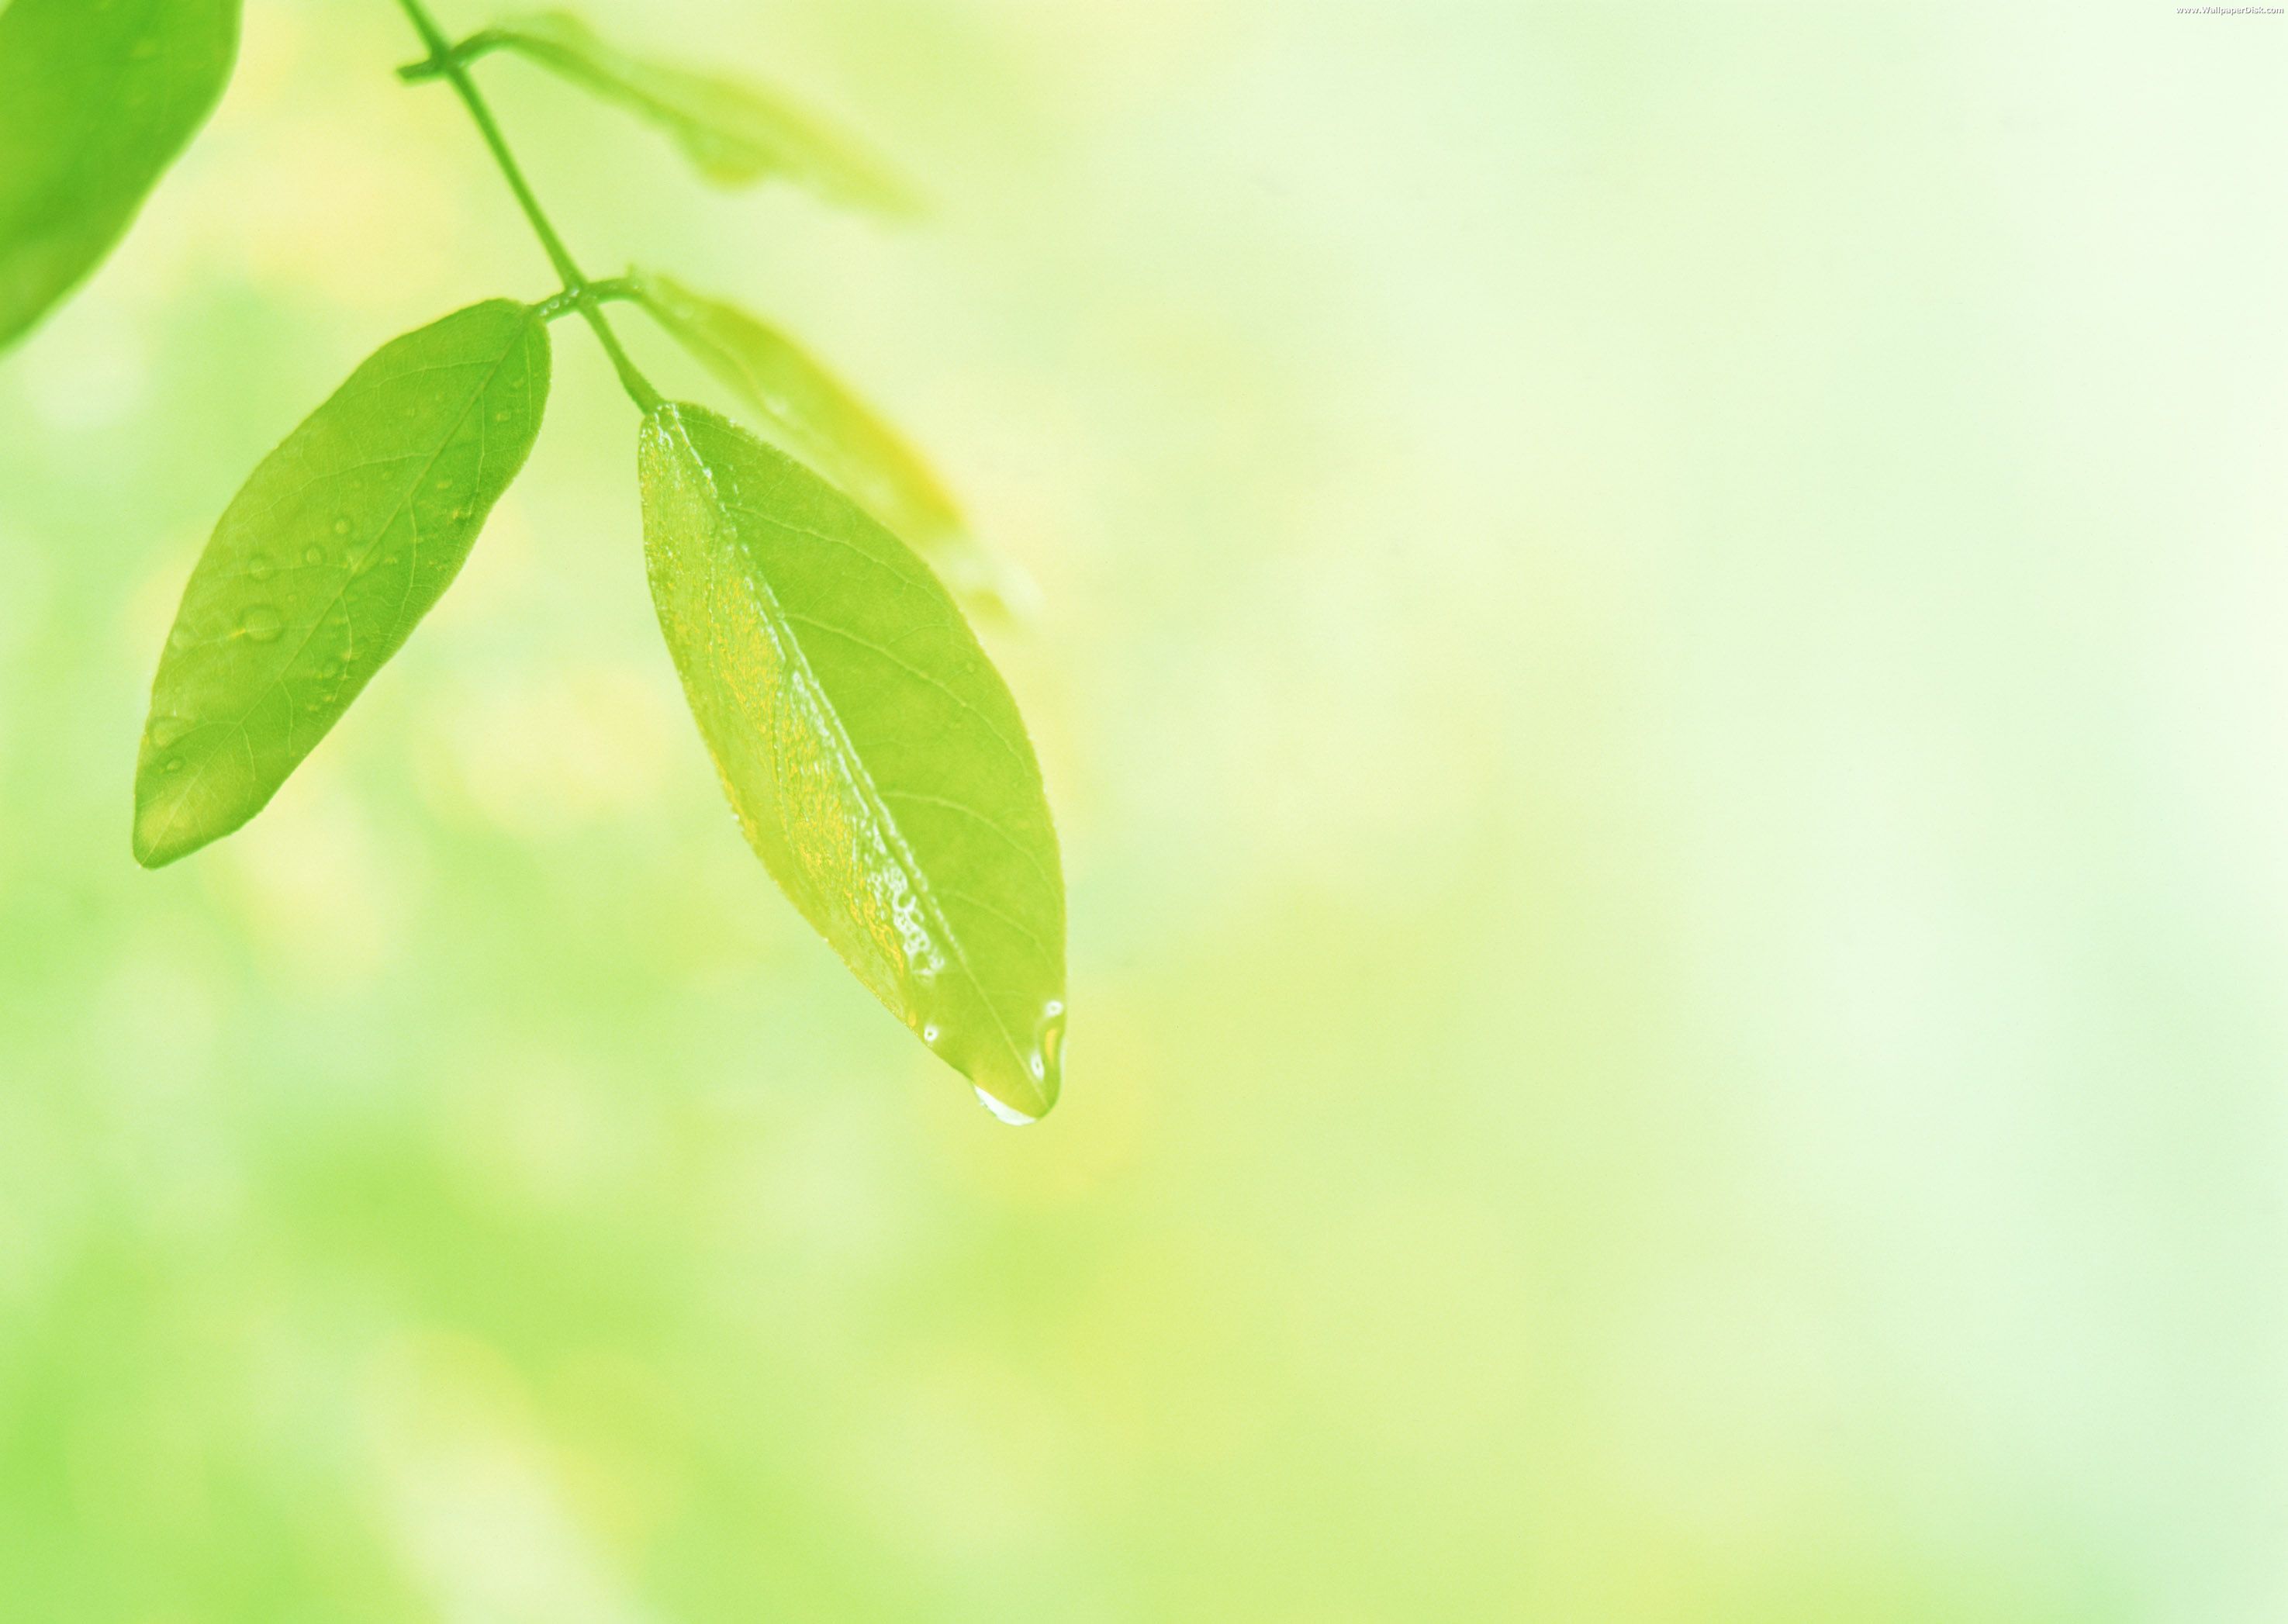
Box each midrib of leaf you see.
[660,406,1044,1104]
[143,324,531,858]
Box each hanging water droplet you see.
[921,1024,941,1045]
[1034,1003,1066,1087]
[238,605,283,643]
[973,1087,1039,1128]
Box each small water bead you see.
[147,715,191,749]
[237,604,283,643]
[163,757,185,774]
[168,625,195,651]
[333,517,351,535]
[302,545,325,566]
[247,553,275,582]
[973,1087,1039,1127]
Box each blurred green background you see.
[4,0,2286,1617]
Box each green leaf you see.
[134,300,551,869]
[0,0,240,352]
[478,11,916,216]
[640,403,1065,1121]
[634,271,1036,622]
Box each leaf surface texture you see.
[640,403,1065,1118]
[136,300,551,867]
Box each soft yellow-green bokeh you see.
[2,0,2283,1617]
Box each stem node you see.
[392,0,661,411]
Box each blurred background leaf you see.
[450,9,919,214]
[0,0,2283,1618]
[0,0,240,350]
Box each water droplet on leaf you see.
[238,605,283,643]
[973,1087,1039,1127]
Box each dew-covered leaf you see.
[480,11,915,215]
[0,0,241,351]
[640,403,1065,1121]
[134,300,551,868]
[635,271,1035,621]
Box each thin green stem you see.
[395,27,511,81]
[573,292,662,412]
[392,0,661,411]
[537,278,641,322]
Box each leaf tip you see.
[133,768,223,873]
[954,997,1064,1126]
[130,814,191,871]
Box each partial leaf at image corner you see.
[0,0,243,352]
